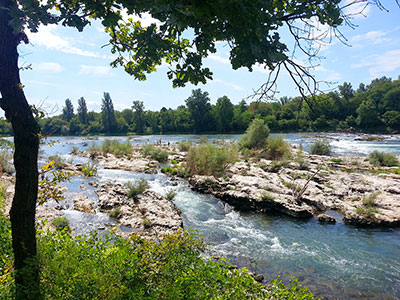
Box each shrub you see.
[81,162,97,177]
[177,140,192,152]
[265,136,291,160]
[109,207,122,219]
[125,178,149,200]
[101,139,133,158]
[142,144,169,162]
[1,225,319,299]
[166,189,177,200]
[355,206,378,218]
[186,143,238,176]
[51,217,70,231]
[309,139,331,155]
[368,150,399,167]
[48,154,67,170]
[240,119,270,150]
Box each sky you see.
[18,1,400,115]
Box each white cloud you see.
[212,78,243,91]
[350,49,400,77]
[79,65,114,77]
[352,30,390,45]
[35,62,63,73]
[27,24,106,58]
[369,49,400,77]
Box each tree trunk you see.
[0,1,41,298]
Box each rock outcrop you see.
[186,152,400,227]
[95,183,183,238]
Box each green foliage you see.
[51,217,70,232]
[48,155,67,170]
[177,140,192,152]
[0,188,13,292]
[142,144,169,162]
[109,207,122,219]
[101,139,133,158]
[101,92,117,133]
[166,189,177,200]
[362,193,379,207]
[0,205,319,300]
[294,150,309,170]
[368,150,399,167]
[261,192,275,202]
[265,136,291,160]
[81,162,97,177]
[355,206,378,219]
[330,158,343,163]
[185,89,213,133]
[355,192,380,219]
[125,179,149,200]
[309,139,331,155]
[186,143,238,176]
[240,119,270,150]
[30,230,286,299]
[38,161,70,205]
[269,277,320,300]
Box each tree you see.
[0,0,392,298]
[62,99,74,121]
[215,96,234,132]
[132,100,145,134]
[77,97,88,124]
[101,92,117,133]
[185,89,213,133]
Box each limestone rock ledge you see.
[95,183,183,238]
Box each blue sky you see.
[19,2,400,114]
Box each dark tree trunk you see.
[0,1,41,298]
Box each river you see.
[37,133,400,300]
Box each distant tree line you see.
[0,76,399,136]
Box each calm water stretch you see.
[37,133,400,300]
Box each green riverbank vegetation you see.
[0,190,319,299]
[0,76,399,137]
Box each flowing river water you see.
[38,133,400,300]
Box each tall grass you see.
[265,136,291,160]
[309,139,331,155]
[142,144,169,162]
[88,139,133,158]
[186,143,238,176]
[368,150,398,167]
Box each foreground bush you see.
[0,201,319,300]
[240,119,270,150]
[186,143,238,176]
[368,150,399,167]
[309,139,331,155]
[142,144,169,162]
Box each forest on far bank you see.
[0,75,399,136]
